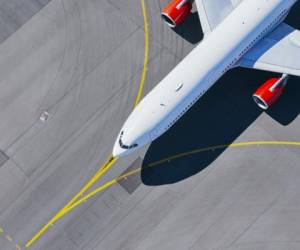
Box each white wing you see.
[194,0,243,34]
[239,23,300,77]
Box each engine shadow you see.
[172,12,203,44]
[141,68,300,186]
[266,76,300,125]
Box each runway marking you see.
[16,244,22,250]
[6,235,13,242]
[134,0,149,108]
[29,141,300,224]
[0,226,23,249]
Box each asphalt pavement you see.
[0,1,299,249]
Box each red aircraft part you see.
[161,0,192,28]
[253,77,285,110]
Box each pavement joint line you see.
[107,0,144,29]
[39,5,142,116]
[25,0,150,248]
[0,1,53,47]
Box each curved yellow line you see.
[148,141,300,167]
[25,156,118,248]
[134,0,149,108]
[57,141,300,217]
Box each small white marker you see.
[39,111,50,122]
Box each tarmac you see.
[0,0,299,249]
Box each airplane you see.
[113,0,300,157]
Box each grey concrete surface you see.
[0,0,51,44]
[0,0,299,250]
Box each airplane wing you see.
[194,0,243,35]
[239,23,300,77]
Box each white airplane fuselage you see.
[113,0,297,157]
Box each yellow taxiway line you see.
[55,140,300,227]
[56,141,300,216]
[134,0,149,108]
[51,168,142,218]
[25,156,118,248]
[0,226,23,250]
[148,141,300,167]
[29,140,300,231]
[26,0,150,248]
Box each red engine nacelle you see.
[253,77,287,110]
[161,0,192,28]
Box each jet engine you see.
[252,74,288,110]
[161,0,193,28]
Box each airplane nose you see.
[112,130,151,157]
[112,145,124,157]
[112,142,129,157]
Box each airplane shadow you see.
[141,68,300,186]
[141,3,300,186]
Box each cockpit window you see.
[119,131,138,149]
